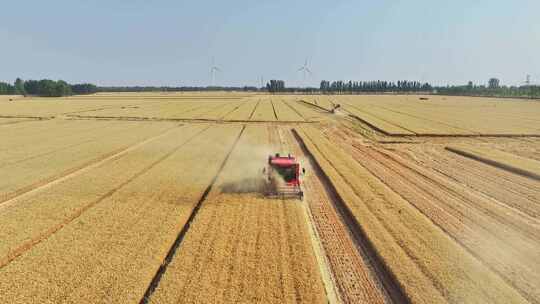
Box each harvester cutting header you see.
[263,153,305,200]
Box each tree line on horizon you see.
[1,77,539,99]
[320,80,432,93]
[0,78,98,97]
[98,85,258,92]
[435,78,540,98]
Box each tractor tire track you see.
[270,99,279,120]
[248,100,261,120]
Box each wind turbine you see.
[298,59,312,87]
[210,57,221,86]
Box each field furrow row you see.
[0,125,242,304]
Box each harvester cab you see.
[263,153,305,200]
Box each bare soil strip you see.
[140,125,246,304]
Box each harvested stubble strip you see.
[344,105,415,135]
[201,101,244,120]
[446,145,540,181]
[0,121,177,202]
[272,99,304,121]
[148,125,326,304]
[343,101,437,134]
[280,126,388,304]
[190,102,234,119]
[339,95,540,135]
[283,98,325,121]
[365,104,475,135]
[413,147,540,218]
[0,125,242,304]
[295,125,528,304]
[222,99,258,120]
[250,99,277,121]
[345,143,540,302]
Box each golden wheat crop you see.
[296,125,528,304]
[149,125,326,303]
[0,125,242,304]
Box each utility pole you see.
[526,75,532,98]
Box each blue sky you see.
[0,0,538,87]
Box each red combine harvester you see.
[263,153,305,199]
